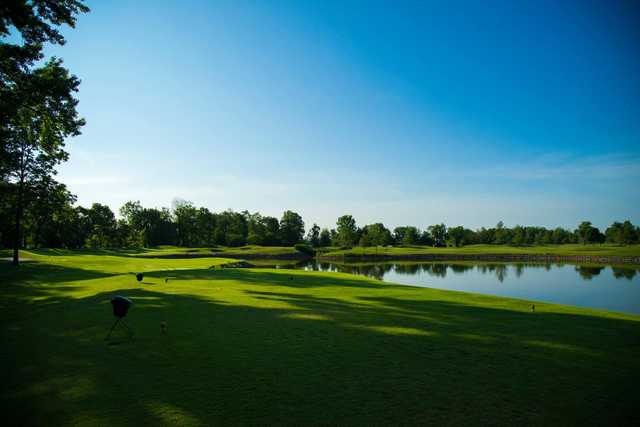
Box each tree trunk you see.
[12,180,23,266]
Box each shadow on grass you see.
[0,261,115,286]
[28,248,153,257]
[26,247,221,260]
[143,267,422,291]
[1,263,639,425]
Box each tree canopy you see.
[2,0,88,265]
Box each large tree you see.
[279,210,305,246]
[576,221,603,245]
[428,223,447,247]
[318,228,332,247]
[336,215,358,247]
[394,226,420,245]
[173,200,199,246]
[306,223,320,247]
[362,223,392,247]
[2,0,88,265]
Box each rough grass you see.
[320,243,640,258]
[1,252,639,425]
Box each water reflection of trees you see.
[449,264,473,274]
[303,261,393,281]
[611,268,637,280]
[474,264,508,282]
[574,266,604,280]
[394,264,422,275]
[300,261,639,283]
[421,263,449,278]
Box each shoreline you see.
[140,251,640,265]
[316,252,640,265]
[127,253,640,264]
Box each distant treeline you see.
[1,196,638,249]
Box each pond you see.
[279,260,640,315]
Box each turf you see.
[11,245,299,259]
[1,251,639,425]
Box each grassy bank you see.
[5,243,639,262]
[319,243,640,258]
[1,251,639,425]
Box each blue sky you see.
[47,0,639,230]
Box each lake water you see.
[285,260,640,315]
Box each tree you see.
[247,212,266,245]
[419,229,434,246]
[576,221,599,245]
[512,225,526,246]
[362,223,392,247]
[246,213,281,246]
[428,224,447,247]
[306,223,320,247]
[494,221,511,245]
[211,210,247,246]
[20,178,76,247]
[261,216,280,246]
[318,228,332,247]
[173,199,198,246]
[4,60,86,264]
[551,227,573,244]
[330,228,338,246]
[195,207,216,246]
[605,220,638,245]
[446,226,466,247]
[394,226,420,246]
[359,232,372,247]
[279,210,305,246]
[84,203,117,248]
[2,1,89,265]
[120,201,176,246]
[336,215,358,247]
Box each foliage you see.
[318,228,332,247]
[336,215,358,246]
[428,223,447,247]
[2,199,639,251]
[1,0,89,265]
[279,210,305,246]
[576,221,605,245]
[605,221,638,245]
[306,223,320,247]
[361,223,393,247]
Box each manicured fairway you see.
[1,251,639,425]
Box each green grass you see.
[1,251,639,425]
[6,243,637,262]
[0,245,300,259]
[320,243,640,258]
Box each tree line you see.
[311,217,638,248]
[1,195,638,250]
